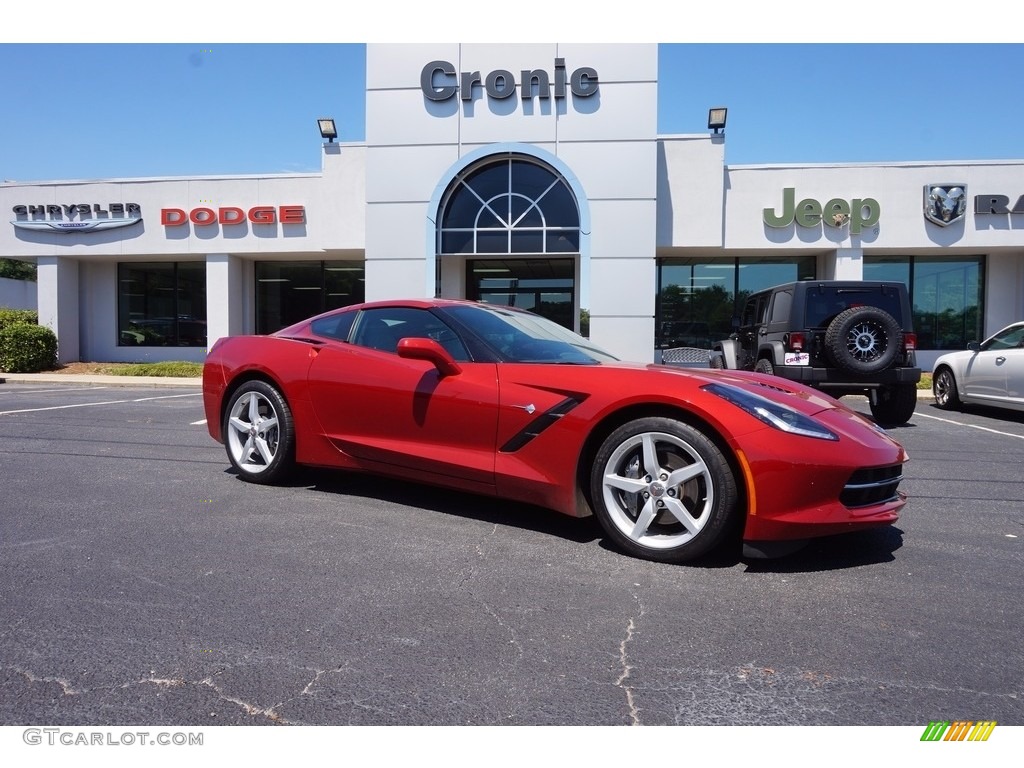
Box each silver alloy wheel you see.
[933,368,958,408]
[600,430,715,551]
[226,390,281,474]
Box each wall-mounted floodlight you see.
[318,118,338,143]
[708,107,727,135]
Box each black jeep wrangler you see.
[711,280,921,425]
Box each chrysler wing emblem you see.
[12,218,142,233]
[924,184,967,227]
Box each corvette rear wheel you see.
[224,380,295,484]
[590,418,738,563]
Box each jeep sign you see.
[764,188,880,235]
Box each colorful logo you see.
[920,721,996,741]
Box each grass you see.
[103,361,204,377]
[58,361,204,377]
[918,373,932,390]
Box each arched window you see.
[438,155,580,256]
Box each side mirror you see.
[966,341,980,352]
[396,337,462,377]
[730,315,741,332]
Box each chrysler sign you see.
[11,202,142,233]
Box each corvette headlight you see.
[702,383,839,441]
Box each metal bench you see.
[659,347,712,367]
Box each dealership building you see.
[2,43,1023,370]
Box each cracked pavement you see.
[1,385,1023,726]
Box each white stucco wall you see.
[0,276,36,310]
[365,42,660,362]
[721,160,1024,252]
[656,135,726,249]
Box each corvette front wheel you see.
[590,418,739,563]
[223,380,295,484]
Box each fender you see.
[715,339,741,369]
[760,341,788,366]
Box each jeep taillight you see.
[789,332,805,352]
[903,332,917,351]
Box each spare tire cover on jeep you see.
[823,306,902,374]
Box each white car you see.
[932,322,1024,413]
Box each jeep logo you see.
[764,188,880,235]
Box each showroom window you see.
[467,258,575,331]
[438,155,579,256]
[864,256,983,349]
[438,153,580,330]
[118,262,206,347]
[256,261,365,334]
[656,257,815,349]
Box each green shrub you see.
[0,323,58,372]
[0,308,38,332]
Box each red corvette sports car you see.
[202,299,908,563]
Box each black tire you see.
[824,306,902,375]
[709,354,725,370]
[222,380,296,484]
[869,383,918,426]
[932,366,962,410]
[754,358,775,376]
[589,417,739,563]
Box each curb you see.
[0,373,201,388]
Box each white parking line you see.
[0,392,202,416]
[4,386,112,394]
[191,419,207,425]
[915,411,1024,441]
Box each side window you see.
[310,312,356,341]
[742,293,768,326]
[985,326,1024,351]
[741,295,759,326]
[352,308,470,360]
[769,290,792,324]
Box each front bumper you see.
[736,405,908,543]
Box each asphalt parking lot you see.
[0,382,1021,727]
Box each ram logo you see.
[924,184,968,226]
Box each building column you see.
[36,256,80,363]
[206,254,243,350]
[587,200,658,363]
[821,247,864,280]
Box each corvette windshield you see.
[445,305,619,364]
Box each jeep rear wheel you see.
[824,306,902,375]
[754,358,775,376]
[869,383,917,426]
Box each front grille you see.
[840,464,903,508]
